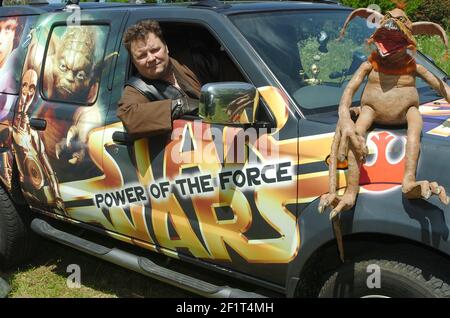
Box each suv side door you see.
[104,8,300,286]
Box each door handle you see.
[112,131,132,144]
[30,118,47,131]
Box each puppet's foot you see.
[318,193,337,214]
[403,180,449,205]
[318,192,357,220]
[318,192,355,263]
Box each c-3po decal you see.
[12,69,64,212]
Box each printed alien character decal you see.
[43,26,98,103]
[318,2,450,261]
[42,26,103,166]
[12,69,65,212]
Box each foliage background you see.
[341,0,449,30]
[340,0,449,73]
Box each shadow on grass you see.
[1,238,195,298]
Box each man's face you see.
[130,32,170,80]
[0,18,18,69]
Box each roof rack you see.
[279,0,341,4]
[188,0,231,10]
[0,0,341,8]
[186,0,341,9]
[0,0,53,6]
[63,0,142,6]
[29,0,50,4]
[310,0,340,4]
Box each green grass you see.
[0,239,194,298]
[416,32,450,75]
[0,234,271,298]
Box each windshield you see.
[230,10,448,115]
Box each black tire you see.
[318,258,450,298]
[0,185,35,269]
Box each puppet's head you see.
[339,1,448,61]
[369,7,416,58]
[52,27,95,101]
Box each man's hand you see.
[171,97,199,119]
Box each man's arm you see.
[117,86,173,137]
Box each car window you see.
[230,10,447,115]
[124,21,247,85]
[42,24,110,105]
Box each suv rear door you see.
[11,9,127,219]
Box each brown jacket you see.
[117,58,201,138]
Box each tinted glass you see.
[231,10,447,114]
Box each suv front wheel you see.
[0,186,35,269]
[318,258,450,298]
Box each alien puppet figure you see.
[318,2,450,261]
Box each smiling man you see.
[117,20,201,139]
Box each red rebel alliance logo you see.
[359,131,406,191]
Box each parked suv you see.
[1,0,450,298]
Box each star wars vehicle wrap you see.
[2,10,450,286]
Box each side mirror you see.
[199,82,259,125]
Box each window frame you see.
[39,21,112,107]
[120,18,276,127]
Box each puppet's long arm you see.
[416,64,450,103]
[335,61,373,162]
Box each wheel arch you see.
[290,233,450,297]
[287,189,450,297]
[0,149,28,207]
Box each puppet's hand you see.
[336,117,367,163]
[318,191,357,220]
[403,180,449,205]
